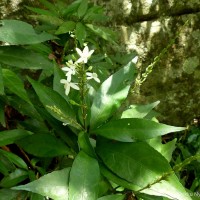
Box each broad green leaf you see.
[0,129,33,147]
[0,20,56,45]
[96,139,191,200]
[16,133,70,157]
[28,78,81,130]
[75,22,87,46]
[0,100,6,127]
[97,194,125,200]
[121,101,160,119]
[0,154,15,174]
[0,149,28,170]
[55,21,76,35]
[147,137,177,162]
[0,189,27,200]
[69,151,100,200]
[93,118,185,142]
[78,0,88,18]
[2,69,30,103]
[78,131,96,158]
[0,169,28,188]
[12,168,70,200]
[0,66,4,94]
[90,62,136,129]
[86,24,117,44]
[0,46,53,69]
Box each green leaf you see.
[97,194,125,200]
[0,189,26,200]
[39,0,58,15]
[12,168,70,200]
[0,149,28,170]
[78,0,88,18]
[7,96,43,121]
[69,151,100,200]
[0,46,53,69]
[30,15,63,27]
[0,20,56,45]
[26,6,56,16]
[93,118,185,142]
[0,129,33,147]
[55,21,76,35]
[96,139,191,200]
[0,169,28,188]
[147,137,177,162]
[78,131,96,158]
[86,24,117,44]
[16,133,70,157]
[53,64,68,101]
[0,66,4,95]
[75,22,87,46]
[90,62,136,129]
[121,101,160,119]
[28,78,81,130]
[0,100,6,127]
[2,69,30,103]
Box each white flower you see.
[60,79,79,95]
[62,60,76,82]
[132,56,138,64]
[86,72,100,83]
[76,46,94,64]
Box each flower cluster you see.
[60,46,100,95]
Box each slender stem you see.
[78,63,88,130]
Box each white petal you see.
[83,46,89,54]
[94,77,100,83]
[60,79,68,84]
[65,84,70,95]
[70,83,80,90]
[76,48,83,56]
[76,57,84,64]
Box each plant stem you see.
[78,64,88,130]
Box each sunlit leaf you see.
[12,168,70,200]
[147,137,177,162]
[93,118,185,142]
[0,46,53,69]
[69,151,100,200]
[121,101,160,119]
[90,61,136,129]
[96,139,191,200]
[16,134,71,157]
[0,129,33,147]
[0,20,56,45]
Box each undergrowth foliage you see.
[0,0,197,200]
